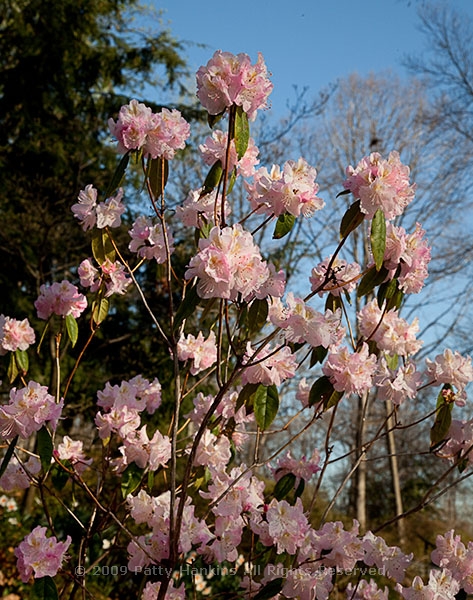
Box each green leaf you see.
[309,376,334,408]
[92,297,109,325]
[38,426,53,472]
[65,314,79,347]
[121,463,144,498]
[254,578,284,600]
[254,384,279,430]
[234,106,250,159]
[430,385,454,448]
[294,478,305,499]
[7,353,19,383]
[310,346,328,367]
[51,462,70,491]
[105,151,130,198]
[384,353,399,370]
[340,199,364,238]
[385,287,404,311]
[273,473,296,500]
[248,299,269,334]
[202,160,223,194]
[370,208,386,271]
[0,435,18,480]
[357,265,389,298]
[325,293,342,312]
[14,349,29,374]
[174,283,201,330]
[91,229,116,266]
[377,277,398,308]
[236,383,260,413]
[273,213,296,239]
[324,389,343,411]
[208,111,225,129]
[148,156,169,199]
[31,576,59,600]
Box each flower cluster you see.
[0,381,63,440]
[246,157,324,217]
[15,526,71,582]
[177,331,217,375]
[199,129,259,177]
[323,343,378,395]
[310,255,361,296]
[185,223,285,300]
[35,280,87,320]
[196,50,273,119]
[128,216,175,263]
[71,185,126,231]
[79,258,130,297]
[0,315,35,354]
[426,349,473,402]
[108,101,190,159]
[344,151,416,220]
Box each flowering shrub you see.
[1,49,473,600]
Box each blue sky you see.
[151,0,473,116]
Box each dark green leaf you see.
[248,299,269,334]
[92,297,109,325]
[377,277,398,308]
[14,349,29,374]
[234,106,250,159]
[202,161,223,194]
[91,229,116,265]
[357,265,389,298]
[273,213,296,239]
[0,435,18,479]
[105,151,130,198]
[310,346,328,367]
[65,314,79,347]
[174,283,201,330]
[121,463,144,498]
[236,383,260,413]
[254,384,279,430]
[254,578,284,600]
[38,426,53,472]
[31,576,59,600]
[208,111,225,128]
[336,189,351,198]
[309,376,334,408]
[324,389,343,411]
[430,385,454,448]
[385,287,404,311]
[51,462,70,491]
[370,208,386,271]
[148,157,169,199]
[294,478,305,498]
[273,473,296,500]
[340,199,364,238]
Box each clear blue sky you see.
[150,0,473,116]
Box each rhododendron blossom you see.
[15,526,71,582]
[56,436,92,475]
[72,186,125,230]
[310,255,361,296]
[176,187,229,228]
[0,455,41,491]
[185,223,285,300]
[79,258,130,297]
[241,342,297,387]
[344,151,416,219]
[196,50,273,119]
[199,129,259,177]
[108,100,190,159]
[0,315,35,354]
[323,343,377,395]
[177,331,217,375]
[129,216,175,263]
[0,381,63,440]
[246,158,324,217]
[426,349,473,396]
[35,280,87,320]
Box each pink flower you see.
[396,569,460,600]
[0,456,41,491]
[246,158,324,217]
[128,216,174,263]
[193,429,231,470]
[15,526,71,582]
[177,331,217,375]
[176,188,229,228]
[344,151,416,220]
[322,343,377,395]
[141,581,185,600]
[35,280,87,320]
[375,359,422,406]
[109,100,190,159]
[199,129,259,177]
[273,449,321,487]
[0,381,63,440]
[119,426,171,471]
[266,498,309,554]
[56,436,92,475]
[242,342,297,387]
[312,520,364,571]
[426,349,473,395]
[363,531,413,583]
[196,50,273,120]
[79,258,130,297]
[346,579,389,600]
[310,256,361,296]
[72,186,125,231]
[384,222,431,293]
[0,315,35,355]
[185,224,284,301]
